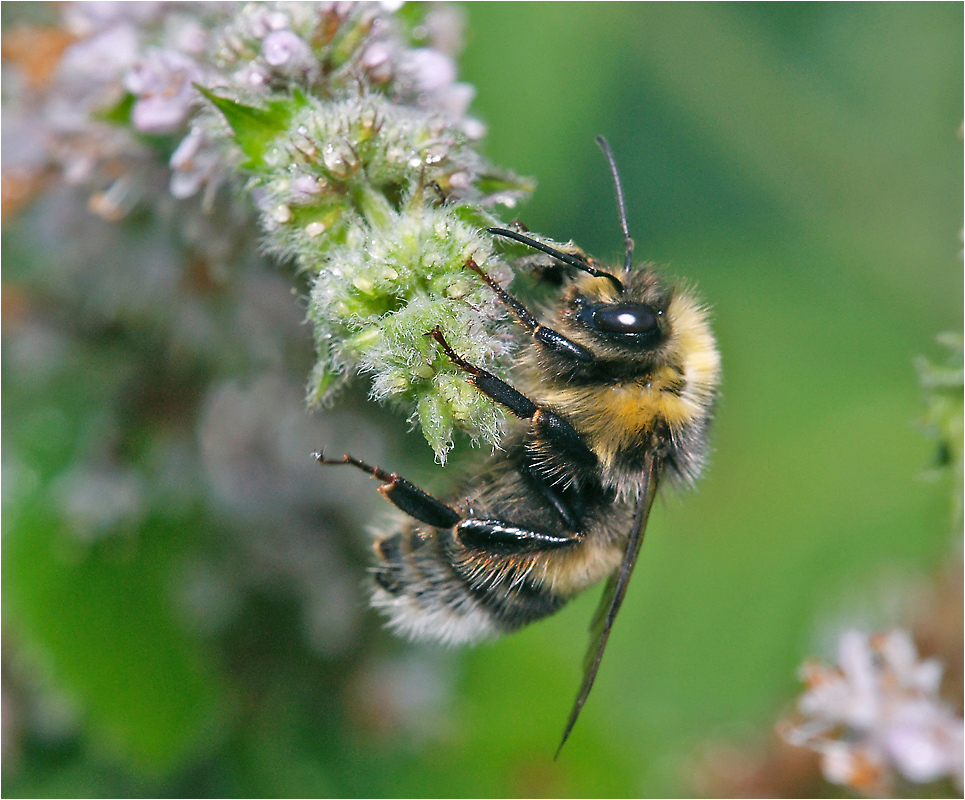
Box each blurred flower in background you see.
[783,630,963,795]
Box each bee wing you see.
[555,455,660,758]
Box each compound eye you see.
[592,304,658,334]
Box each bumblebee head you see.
[490,137,714,379]
[555,267,686,371]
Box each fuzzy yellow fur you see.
[535,288,720,473]
[539,538,626,596]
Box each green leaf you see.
[196,86,306,170]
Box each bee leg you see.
[484,229,624,292]
[429,329,598,468]
[455,518,579,555]
[313,452,462,529]
[464,260,593,362]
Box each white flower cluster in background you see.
[782,629,964,795]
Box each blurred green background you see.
[3,3,962,797]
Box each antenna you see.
[487,228,624,294]
[596,136,634,274]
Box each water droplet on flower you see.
[323,142,358,179]
[272,204,292,223]
[305,221,326,238]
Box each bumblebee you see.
[317,138,720,753]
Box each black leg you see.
[486,228,624,293]
[429,327,537,418]
[429,329,598,469]
[465,259,592,362]
[314,452,462,529]
[455,518,580,555]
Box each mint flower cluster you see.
[239,90,525,455]
[5,1,533,459]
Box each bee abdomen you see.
[370,525,567,645]
[459,567,567,629]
